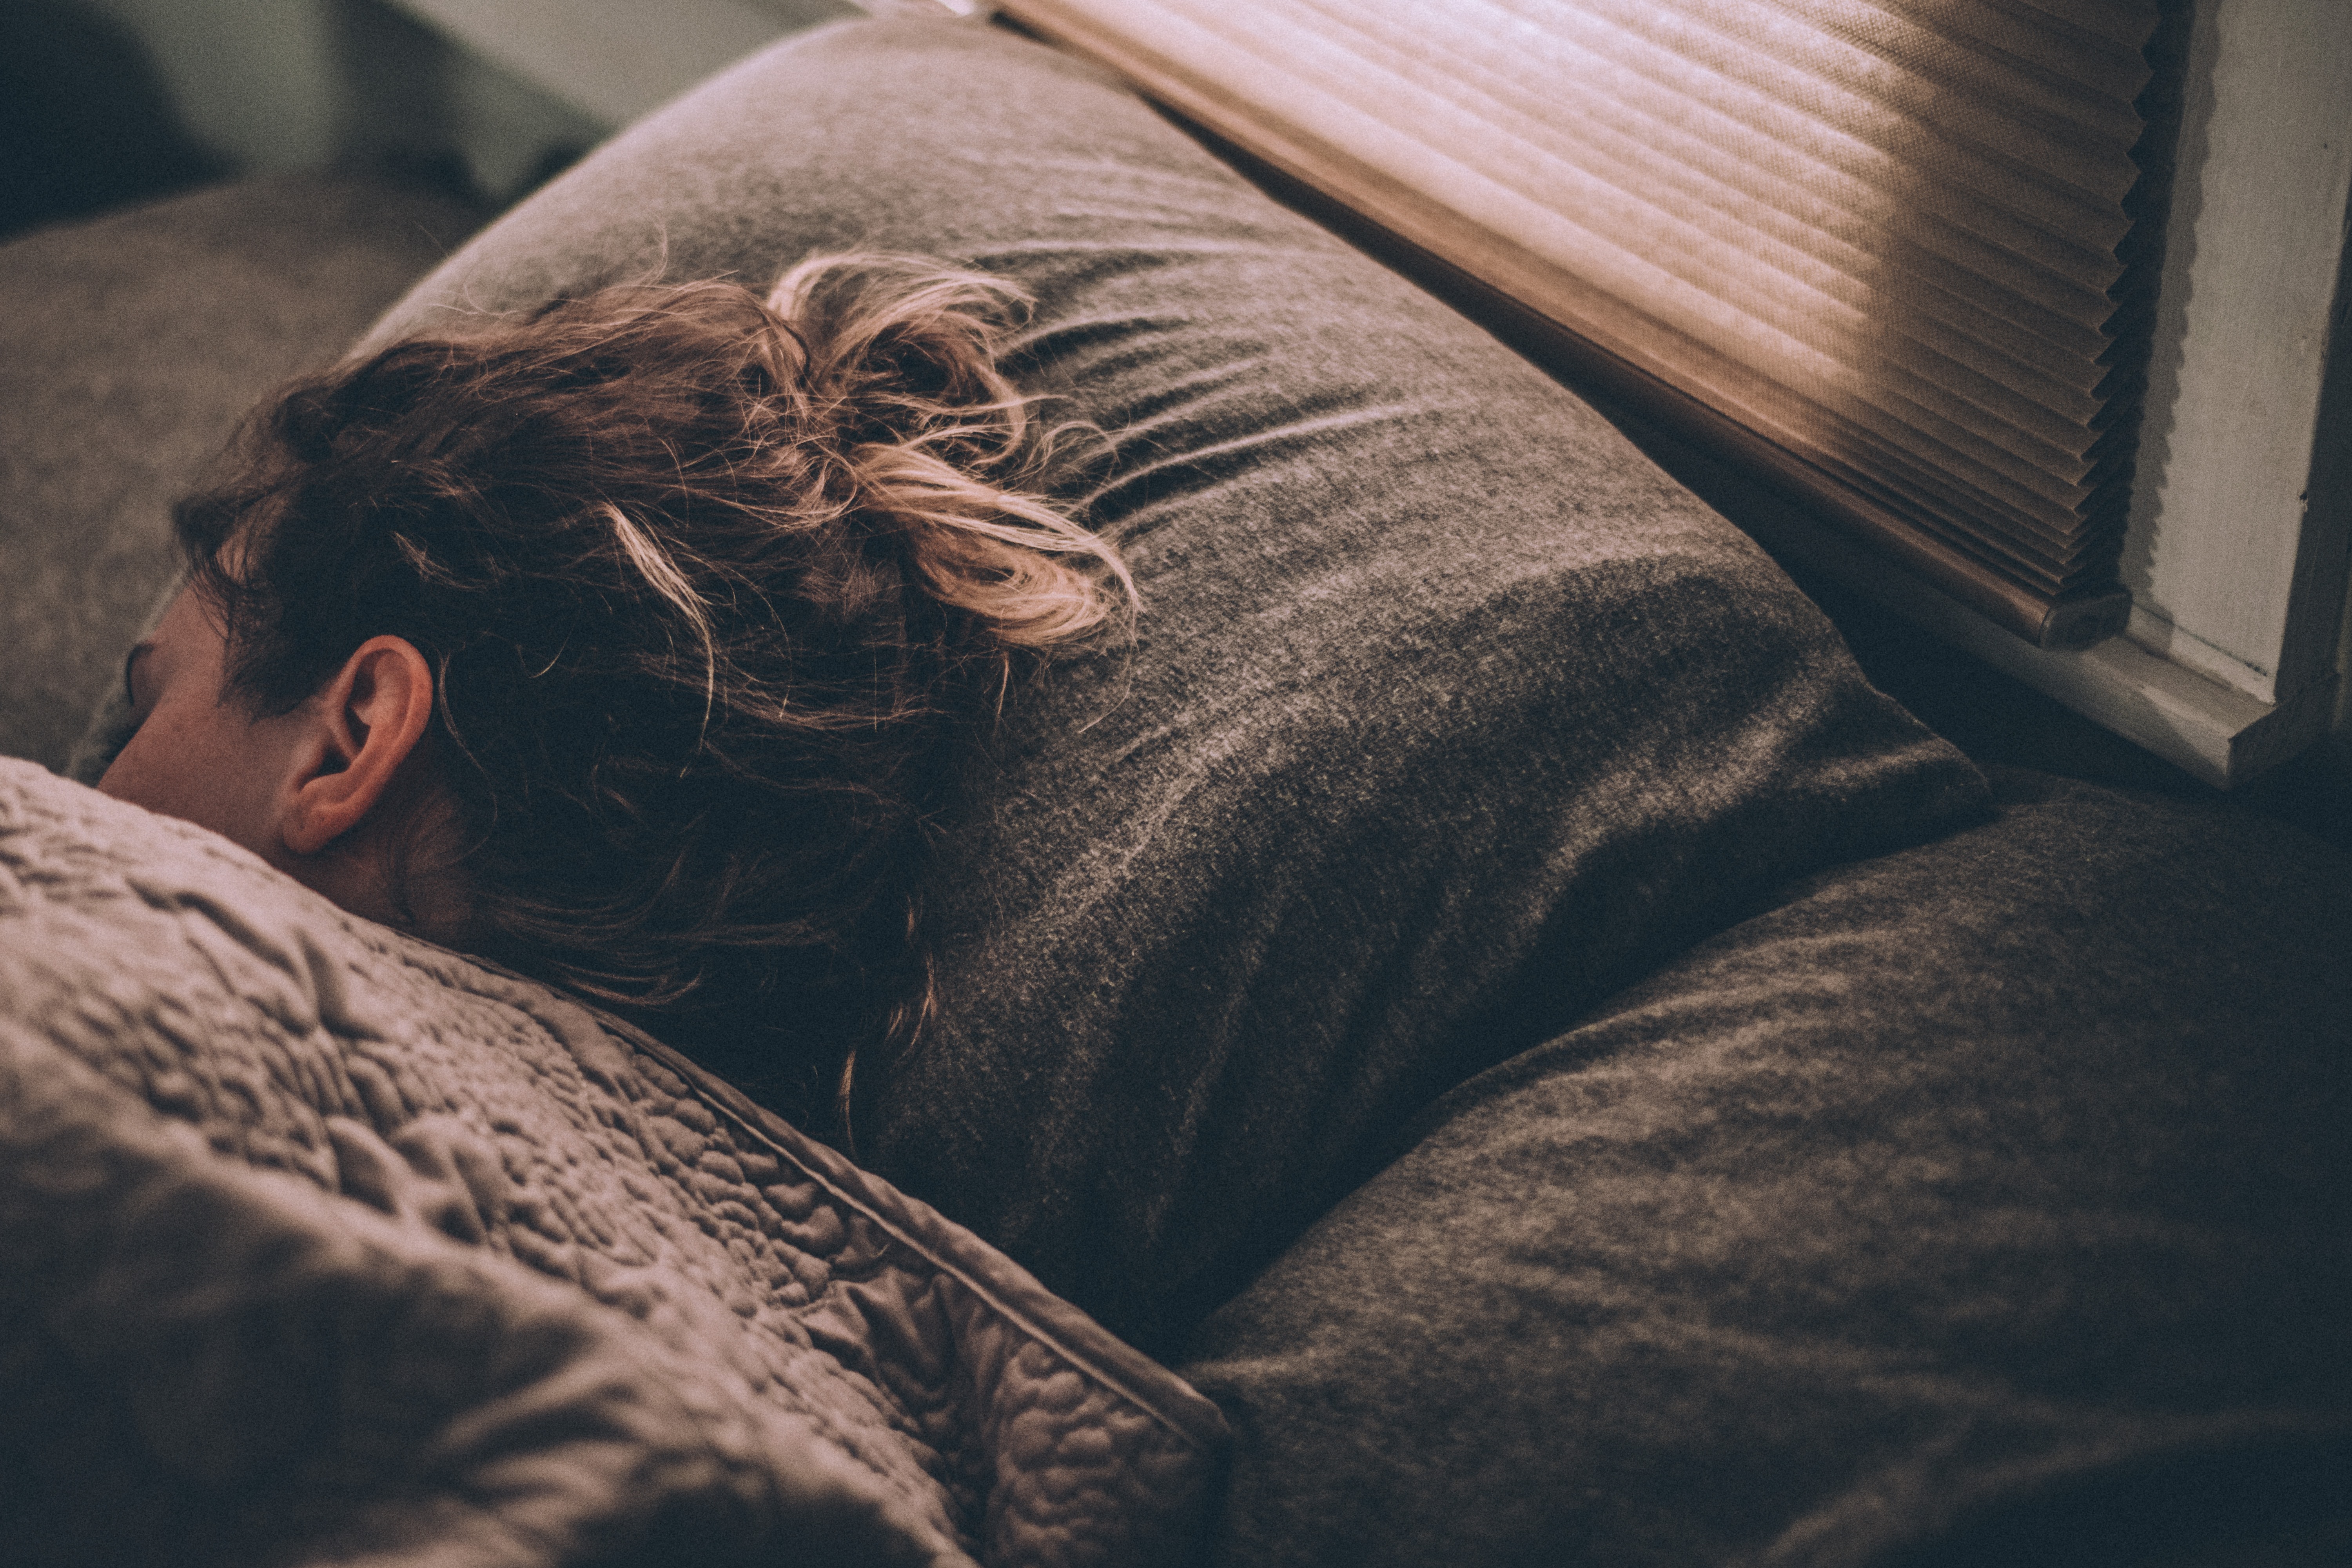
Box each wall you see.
[385,0,857,129]
[73,0,610,203]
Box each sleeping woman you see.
[96,254,1135,1133]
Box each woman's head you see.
[101,256,1131,1124]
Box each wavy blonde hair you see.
[177,255,1134,1132]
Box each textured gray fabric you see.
[355,16,1990,1352]
[0,757,1225,1567]
[11,18,2341,1568]
[327,18,2004,1354]
[1176,767,2352,1568]
[0,173,485,775]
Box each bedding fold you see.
[0,757,1224,1568]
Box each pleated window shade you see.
[1001,0,2173,646]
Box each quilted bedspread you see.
[0,757,1226,1567]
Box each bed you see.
[3,15,2346,1566]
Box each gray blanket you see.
[0,757,1225,1567]
[1177,767,2352,1566]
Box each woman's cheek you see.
[98,692,289,862]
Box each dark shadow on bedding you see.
[1178,768,2352,1567]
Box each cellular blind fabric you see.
[1000,0,2165,645]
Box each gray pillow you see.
[248,17,1987,1350]
[1176,769,2352,1566]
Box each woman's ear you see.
[278,636,436,856]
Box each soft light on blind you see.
[1001,0,2167,646]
